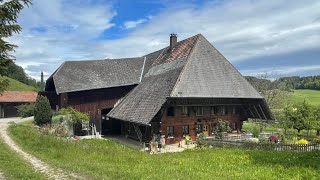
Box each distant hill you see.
[0,76,37,91]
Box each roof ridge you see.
[169,34,201,97]
[64,57,142,63]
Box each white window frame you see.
[195,106,203,116]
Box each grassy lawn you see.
[0,76,36,91]
[288,89,320,105]
[0,138,45,179]
[8,123,320,180]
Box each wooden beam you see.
[247,106,257,119]
[253,105,263,120]
[258,103,268,120]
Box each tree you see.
[0,0,32,93]
[34,95,52,126]
[311,105,320,136]
[283,101,313,133]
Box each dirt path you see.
[0,171,5,180]
[0,118,84,180]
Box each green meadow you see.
[8,123,320,180]
[288,89,320,106]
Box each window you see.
[195,106,203,116]
[182,125,189,135]
[181,106,189,116]
[167,107,175,117]
[167,126,174,137]
[195,124,202,133]
[211,106,216,115]
[232,106,237,114]
[218,106,226,115]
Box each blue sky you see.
[8,0,320,80]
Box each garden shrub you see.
[60,107,89,124]
[251,124,260,138]
[295,138,308,145]
[52,115,64,124]
[17,103,34,118]
[34,96,52,126]
[196,133,207,148]
[259,138,269,143]
[313,136,320,144]
[213,119,231,139]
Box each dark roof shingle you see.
[53,57,145,94]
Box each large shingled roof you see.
[48,34,271,124]
[52,57,145,94]
[171,35,263,99]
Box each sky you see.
[8,0,320,80]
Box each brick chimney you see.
[170,33,177,50]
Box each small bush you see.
[251,125,260,138]
[60,107,89,124]
[313,136,320,144]
[17,103,35,118]
[34,95,52,126]
[213,119,231,139]
[196,133,207,148]
[52,115,65,124]
[295,138,308,145]
[259,138,269,143]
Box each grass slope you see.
[0,76,36,91]
[288,89,320,105]
[9,123,320,180]
[0,138,45,179]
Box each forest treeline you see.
[246,75,320,91]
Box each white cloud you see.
[8,0,320,80]
[123,18,148,29]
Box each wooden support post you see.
[258,104,268,120]
[253,105,262,120]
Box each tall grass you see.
[9,123,320,180]
[0,138,45,179]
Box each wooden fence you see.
[206,140,320,152]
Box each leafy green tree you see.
[311,105,320,136]
[0,0,32,93]
[283,101,313,133]
[34,95,52,126]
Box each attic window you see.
[195,106,203,116]
[181,106,189,116]
[167,107,175,117]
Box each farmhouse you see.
[0,91,37,118]
[41,34,272,144]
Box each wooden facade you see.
[41,85,136,133]
[160,105,244,144]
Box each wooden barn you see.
[0,91,37,118]
[41,34,273,144]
